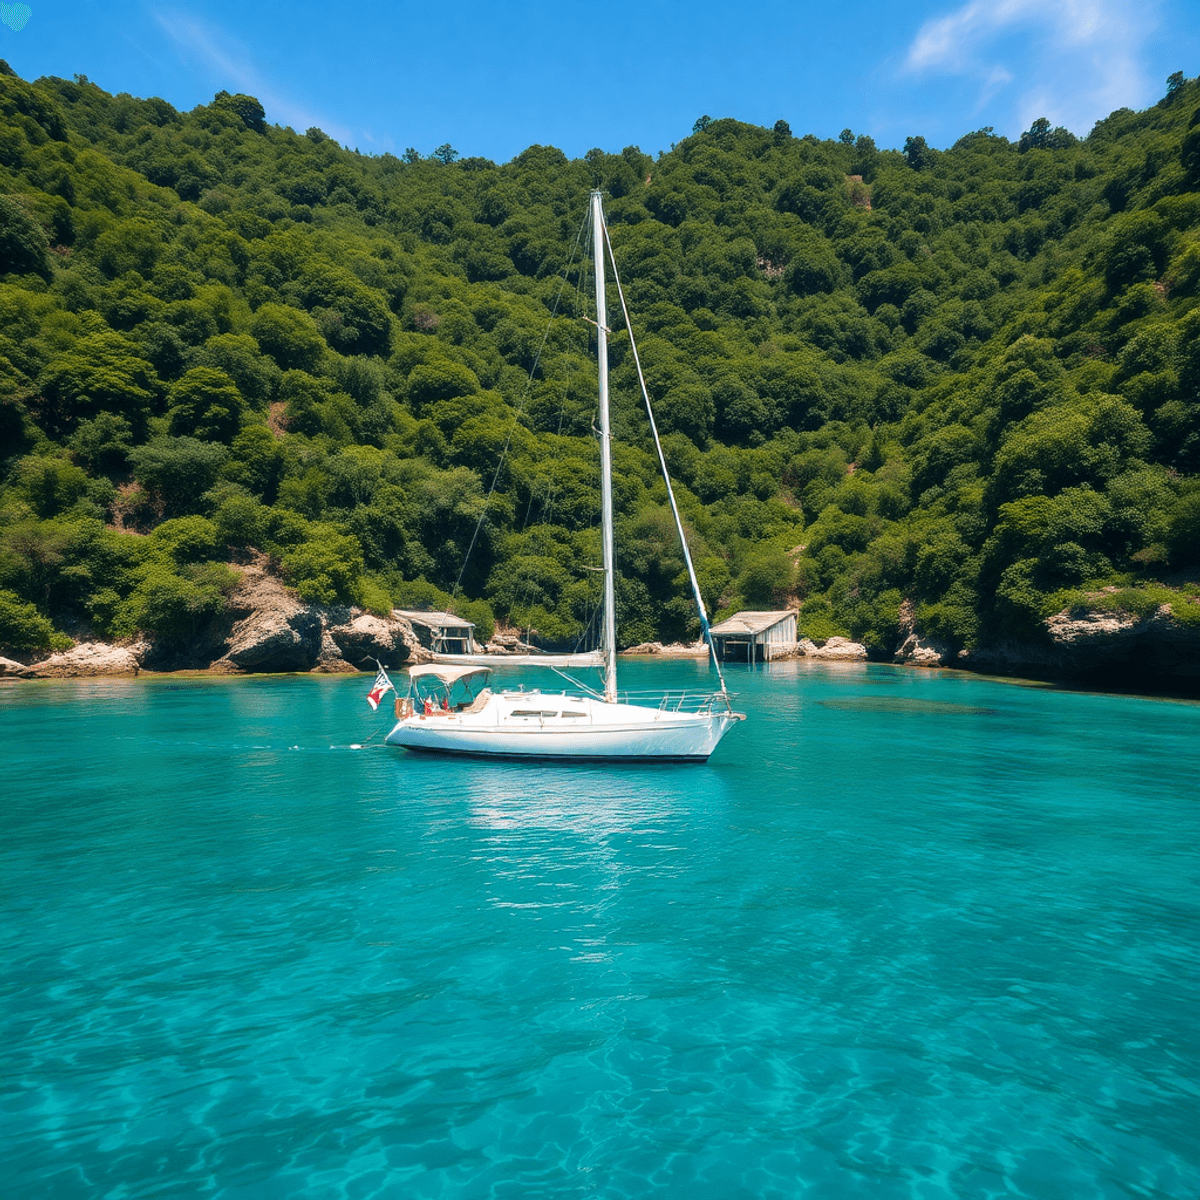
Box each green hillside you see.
[2,62,1199,664]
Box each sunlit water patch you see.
[3,662,1199,1198]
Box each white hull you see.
[386,691,742,761]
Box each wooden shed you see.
[394,610,476,655]
[709,610,798,663]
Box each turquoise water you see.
[3,660,1199,1199]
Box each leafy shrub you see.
[797,596,847,642]
[150,516,221,565]
[0,588,70,650]
[0,195,48,276]
[281,529,364,605]
[113,562,236,642]
[130,437,228,516]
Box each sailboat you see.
[383,192,745,761]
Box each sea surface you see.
[3,660,1199,1199]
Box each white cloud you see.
[151,9,352,144]
[903,0,1159,134]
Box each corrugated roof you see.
[709,610,797,636]
[394,609,476,629]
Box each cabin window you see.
[560,711,586,718]
[510,709,559,718]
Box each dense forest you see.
[2,61,1199,665]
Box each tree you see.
[1182,107,1200,184]
[692,115,712,134]
[0,195,48,277]
[167,367,247,443]
[1018,117,1077,152]
[1166,71,1185,102]
[297,262,393,357]
[838,128,854,146]
[37,332,158,439]
[70,413,135,476]
[1020,117,1052,151]
[0,588,66,651]
[213,91,266,133]
[432,143,458,164]
[773,119,792,140]
[738,547,794,607]
[194,334,280,408]
[249,303,326,372]
[903,135,930,171]
[130,437,229,516]
[13,456,91,518]
[281,528,365,604]
[117,561,233,643]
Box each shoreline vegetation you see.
[3,555,1197,698]
[3,65,1200,698]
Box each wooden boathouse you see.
[709,610,798,663]
[394,610,476,655]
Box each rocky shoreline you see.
[890,602,1200,688]
[0,558,429,681]
[3,568,1199,695]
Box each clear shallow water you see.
[2,661,1199,1200]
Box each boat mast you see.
[591,190,618,703]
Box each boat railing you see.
[614,688,737,714]
[498,686,738,714]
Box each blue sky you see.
[2,1,1198,161]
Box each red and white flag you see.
[366,664,394,710]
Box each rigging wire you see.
[600,214,731,698]
[449,208,592,606]
[505,230,604,656]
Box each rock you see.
[484,631,536,655]
[1044,603,1200,677]
[892,597,955,669]
[212,567,323,673]
[221,607,322,672]
[0,554,430,680]
[623,641,663,655]
[659,640,710,657]
[313,630,358,674]
[966,601,1200,681]
[893,632,946,668]
[799,636,868,661]
[328,612,415,669]
[30,642,140,677]
[1045,607,1143,652]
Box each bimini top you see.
[406,664,493,687]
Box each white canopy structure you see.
[421,650,604,669]
[405,664,493,687]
